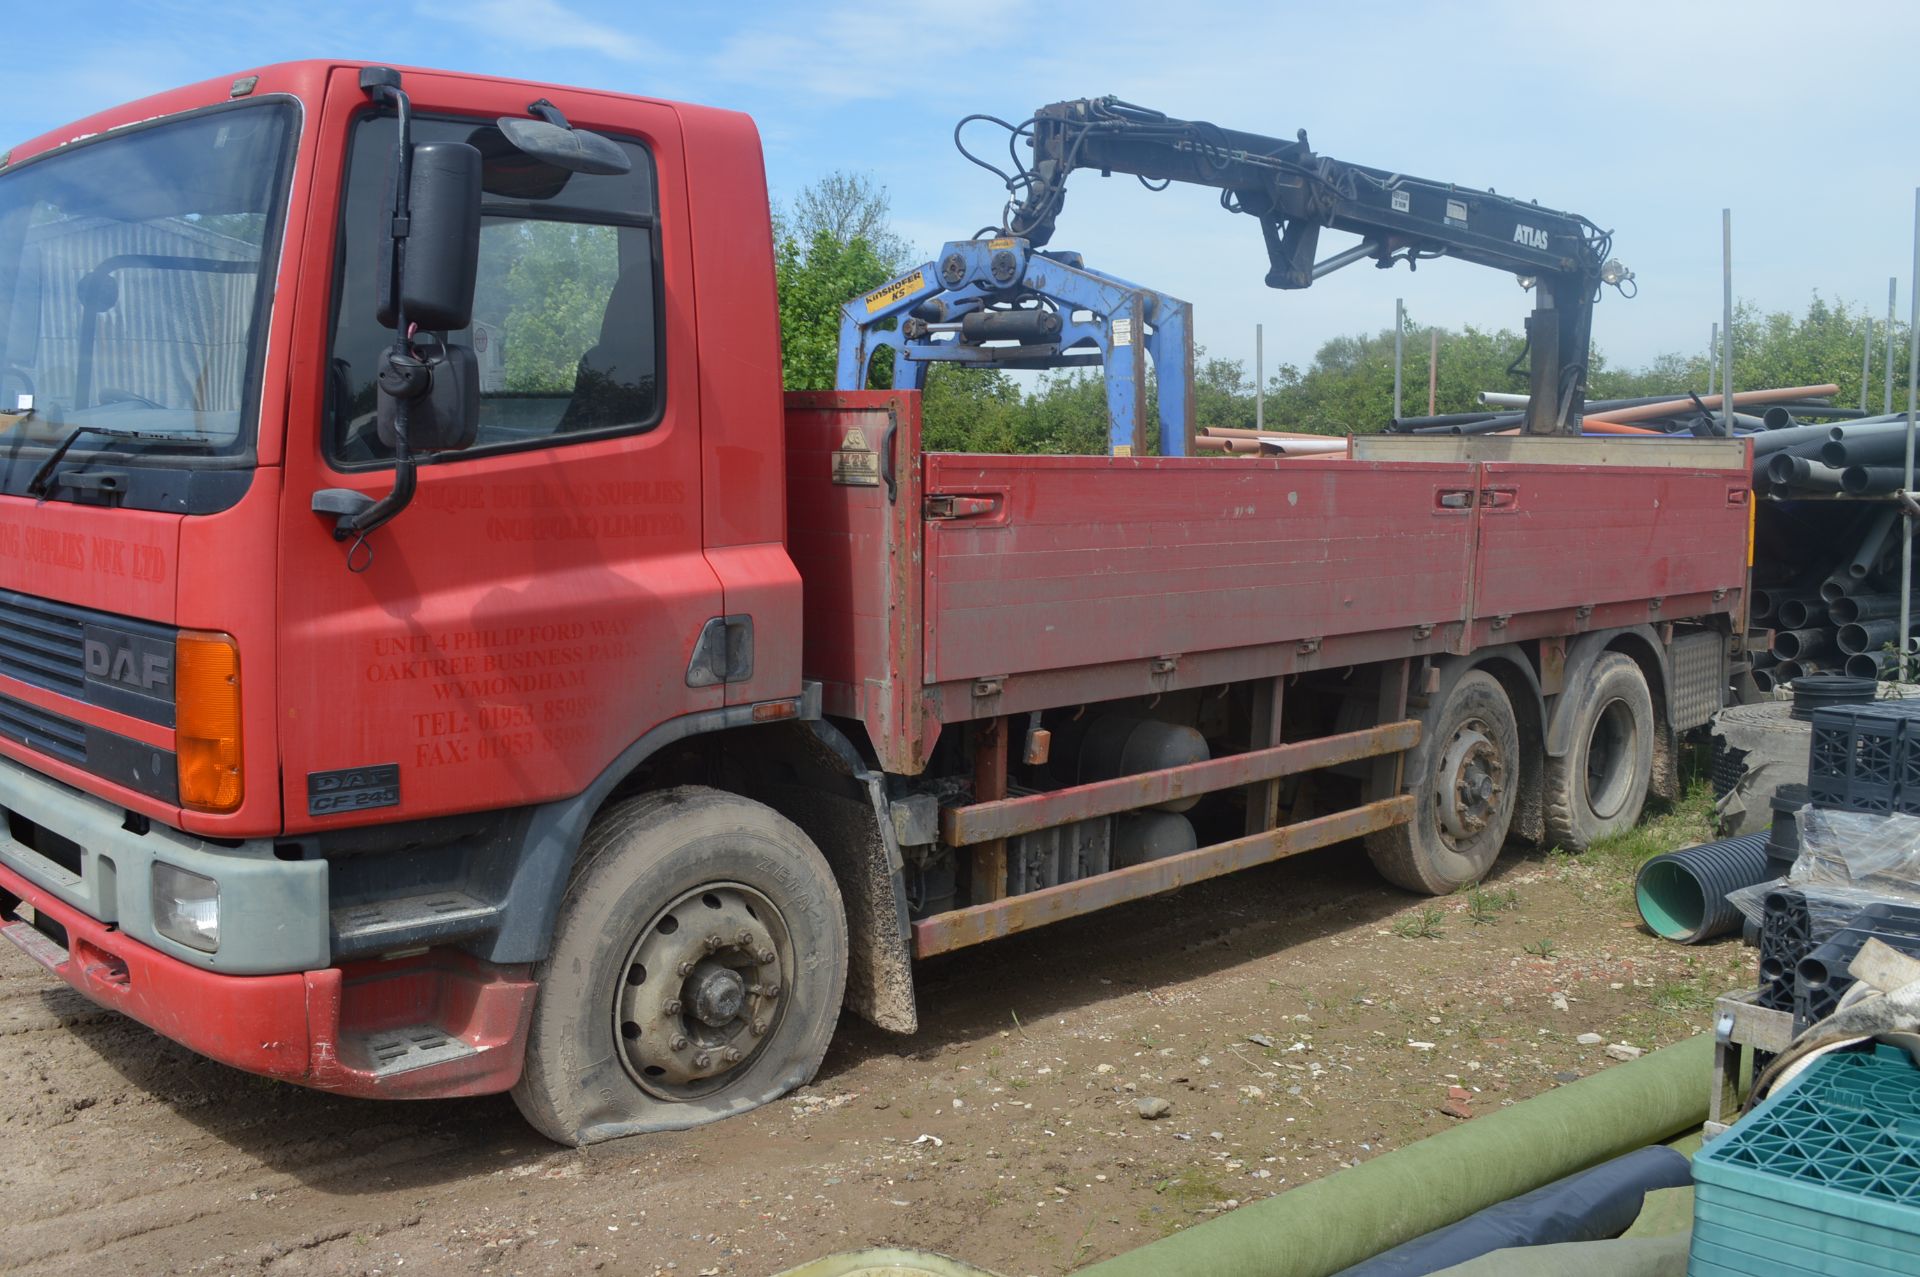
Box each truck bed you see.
[786,391,1751,775]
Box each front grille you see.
[0,592,85,698]
[0,693,87,765]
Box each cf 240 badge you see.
[308,763,400,816]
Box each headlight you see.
[151,862,220,952]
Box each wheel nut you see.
[751,1021,768,1036]
[757,949,776,964]
[723,1047,742,1064]
[677,961,694,977]
[737,930,753,946]
[693,1052,712,1069]
[762,983,781,999]
[663,998,682,1016]
[670,1035,689,1051]
[706,934,724,952]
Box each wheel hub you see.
[614,884,787,1095]
[686,960,747,1027]
[1434,723,1506,844]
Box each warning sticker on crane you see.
[1112,317,1134,347]
[864,269,929,313]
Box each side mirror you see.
[377,341,478,453]
[377,140,482,331]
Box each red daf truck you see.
[0,61,1749,1145]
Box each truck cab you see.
[0,62,821,1131]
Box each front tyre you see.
[512,787,848,1146]
[1366,669,1521,895]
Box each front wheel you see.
[1367,668,1521,894]
[512,787,848,1146]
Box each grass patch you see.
[1153,1167,1229,1213]
[1462,884,1520,925]
[1582,778,1716,889]
[1393,905,1446,939]
[1650,978,1716,1015]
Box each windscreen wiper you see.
[26,424,216,496]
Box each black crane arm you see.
[983,98,1624,434]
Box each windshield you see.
[0,101,297,457]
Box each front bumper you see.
[1,861,536,1099]
[0,752,328,973]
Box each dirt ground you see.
[1,801,1747,1277]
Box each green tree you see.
[773,171,918,392]
[777,171,911,272]
[467,220,620,392]
[776,228,897,391]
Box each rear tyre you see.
[512,786,847,1146]
[1367,669,1521,894]
[1544,652,1654,851]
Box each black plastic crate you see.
[1791,901,1920,1034]
[1808,705,1902,813]
[1758,888,1812,1013]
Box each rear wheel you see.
[512,787,847,1146]
[1367,669,1521,894]
[1544,652,1654,851]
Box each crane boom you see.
[998,98,1624,435]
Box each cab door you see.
[277,66,717,830]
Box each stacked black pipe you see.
[1752,502,1920,686]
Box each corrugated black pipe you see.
[1331,1146,1693,1277]
[1636,832,1774,943]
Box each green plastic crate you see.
[1691,1044,1920,1276]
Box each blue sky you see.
[8,0,1919,378]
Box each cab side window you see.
[328,115,660,465]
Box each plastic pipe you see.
[1831,593,1900,624]
[1846,651,1900,679]
[1838,618,1915,656]
[1077,1036,1713,1277]
[1331,1145,1692,1277]
[1489,420,1661,437]
[1580,384,1840,427]
[1848,506,1900,578]
[1769,627,1833,660]
[1764,454,1846,490]
[1776,598,1827,629]
[1842,464,1911,494]
[1477,392,1693,411]
[1635,832,1772,943]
